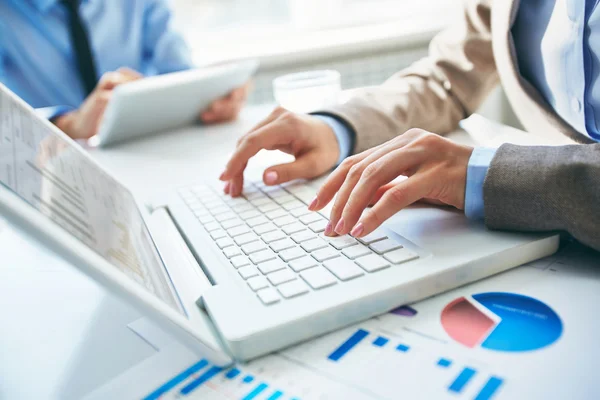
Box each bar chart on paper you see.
[319,327,505,400]
[288,293,563,399]
[143,359,302,400]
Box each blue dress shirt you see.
[321,0,600,220]
[0,0,193,119]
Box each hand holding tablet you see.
[54,60,258,146]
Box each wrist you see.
[317,119,341,168]
[52,111,76,138]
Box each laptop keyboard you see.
[178,180,420,306]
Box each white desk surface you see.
[0,105,595,400]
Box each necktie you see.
[61,0,98,96]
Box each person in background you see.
[0,0,250,139]
[220,0,600,251]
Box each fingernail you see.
[224,181,230,194]
[264,171,278,185]
[219,171,226,181]
[324,222,333,236]
[334,218,345,234]
[308,197,319,211]
[350,222,364,237]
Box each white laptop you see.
[0,83,559,366]
[91,60,259,147]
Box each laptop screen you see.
[0,85,181,313]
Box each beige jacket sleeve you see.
[319,0,499,153]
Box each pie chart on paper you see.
[441,292,563,352]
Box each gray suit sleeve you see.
[484,143,600,250]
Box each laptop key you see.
[369,238,403,254]
[223,246,242,258]
[198,215,215,224]
[225,197,250,206]
[282,222,305,235]
[355,254,390,272]
[246,216,269,227]
[230,255,250,268]
[383,248,419,264]
[277,280,310,299]
[238,265,260,279]
[326,235,358,250]
[264,208,288,220]
[210,229,227,240]
[242,241,267,254]
[300,267,338,289]
[273,215,296,227]
[250,197,272,207]
[192,208,209,218]
[312,246,340,262]
[250,249,277,264]
[265,189,288,199]
[258,202,280,213]
[308,220,328,233]
[261,230,286,243]
[215,212,237,222]
[273,194,295,204]
[323,258,364,281]
[291,230,315,243]
[221,218,243,229]
[239,209,261,220]
[257,258,287,274]
[282,199,305,211]
[301,238,328,252]
[245,191,263,200]
[289,256,318,272]
[270,238,295,252]
[357,229,388,245]
[216,237,234,249]
[342,244,371,259]
[290,207,311,218]
[204,221,221,232]
[234,232,259,246]
[267,269,297,286]
[279,247,306,262]
[227,224,251,237]
[231,203,253,213]
[254,222,277,235]
[257,288,280,305]
[209,205,230,215]
[299,213,324,225]
[247,276,269,291]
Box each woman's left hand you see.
[308,128,474,238]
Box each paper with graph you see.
[85,243,600,400]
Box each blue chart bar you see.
[396,344,410,352]
[180,366,223,395]
[475,376,504,400]
[328,329,369,361]
[143,359,208,400]
[242,383,269,400]
[373,336,389,347]
[267,390,284,400]
[448,367,477,393]
[437,358,452,368]
[243,375,255,383]
[225,368,241,379]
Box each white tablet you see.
[92,60,259,147]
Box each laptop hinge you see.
[147,207,230,358]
